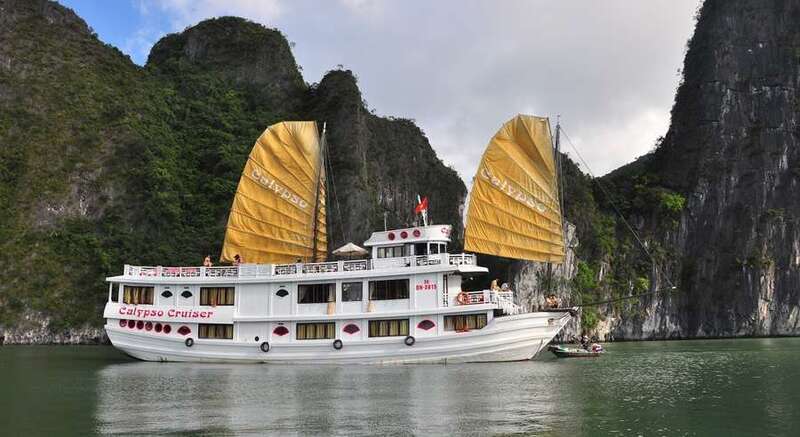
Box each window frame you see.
[297,283,336,304]
[368,319,410,338]
[443,313,488,331]
[296,322,335,340]
[198,323,234,339]
[377,245,406,259]
[123,286,154,305]
[199,287,235,306]
[342,282,363,302]
[369,279,409,301]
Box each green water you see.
[1,338,799,436]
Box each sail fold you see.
[221,121,327,264]
[464,115,564,263]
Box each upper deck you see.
[110,253,485,284]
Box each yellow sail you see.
[464,115,564,263]
[221,121,327,264]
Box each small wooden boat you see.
[549,344,604,358]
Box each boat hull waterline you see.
[106,312,571,364]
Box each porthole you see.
[254,336,260,342]
[177,326,191,336]
[181,290,193,299]
[276,289,289,298]
[136,320,144,330]
[145,322,153,331]
[154,323,163,333]
[128,321,136,330]
[161,290,173,298]
[273,326,289,336]
[163,324,172,334]
[119,319,127,328]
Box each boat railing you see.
[458,290,521,314]
[121,253,478,279]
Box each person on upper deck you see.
[203,255,213,267]
[233,254,242,266]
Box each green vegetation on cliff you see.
[0,1,465,331]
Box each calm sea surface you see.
[1,338,799,436]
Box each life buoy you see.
[185,338,194,347]
[333,339,343,350]
[456,292,470,305]
[404,335,416,346]
[260,341,270,353]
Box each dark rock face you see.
[510,0,800,340]
[652,0,800,337]
[308,71,466,250]
[147,17,306,110]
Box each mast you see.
[554,116,567,247]
[311,122,327,262]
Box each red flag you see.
[415,196,428,214]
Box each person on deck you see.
[233,254,242,266]
[203,255,213,268]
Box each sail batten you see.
[221,121,327,264]
[464,115,565,263]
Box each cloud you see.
[129,0,701,183]
[150,0,284,31]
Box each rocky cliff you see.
[0,0,465,342]
[512,0,800,340]
[3,0,799,343]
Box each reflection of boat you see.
[549,344,604,358]
[102,116,574,363]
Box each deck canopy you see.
[221,121,327,264]
[464,115,564,263]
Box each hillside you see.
[0,0,464,341]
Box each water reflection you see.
[3,339,799,435]
[95,361,576,435]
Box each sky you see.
[60,0,702,181]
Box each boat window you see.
[123,286,154,305]
[368,319,409,337]
[429,244,440,254]
[198,324,233,339]
[200,287,235,306]
[444,313,487,331]
[296,322,335,340]
[414,243,428,255]
[369,279,409,300]
[342,282,363,301]
[298,283,335,304]
[377,245,406,258]
[111,285,119,302]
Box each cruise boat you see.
[103,115,574,363]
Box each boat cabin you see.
[104,224,507,348]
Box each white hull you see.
[107,311,571,364]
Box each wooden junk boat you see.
[102,115,575,363]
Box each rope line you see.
[576,286,679,307]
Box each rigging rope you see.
[324,133,348,245]
[575,286,679,307]
[559,127,676,290]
